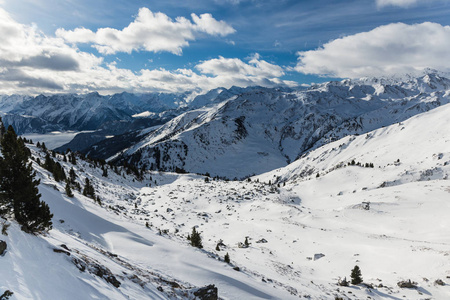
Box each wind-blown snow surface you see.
[1,102,450,299]
[114,72,450,179]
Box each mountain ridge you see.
[109,72,450,178]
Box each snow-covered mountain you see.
[112,72,450,179]
[1,96,449,299]
[0,91,189,134]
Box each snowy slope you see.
[0,146,300,300]
[2,101,449,299]
[114,72,450,179]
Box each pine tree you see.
[0,117,5,140]
[244,237,250,247]
[102,167,108,177]
[69,168,77,184]
[65,181,74,197]
[70,152,76,165]
[0,126,53,233]
[350,265,363,285]
[189,227,203,248]
[224,252,230,264]
[83,178,96,199]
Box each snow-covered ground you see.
[1,103,450,299]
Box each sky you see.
[1,0,450,95]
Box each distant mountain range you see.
[110,72,450,178]
[2,71,450,178]
[0,91,188,134]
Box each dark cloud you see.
[1,53,80,71]
[0,68,63,90]
[20,53,80,71]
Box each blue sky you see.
[1,0,450,95]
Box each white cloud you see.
[191,13,236,36]
[376,0,450,8]
[197,54,285,78]
[296,22,450,78]
[376,0,420,7]
[0,8,292,95]
[56,8,235,55]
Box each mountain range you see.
[1,71,450,299]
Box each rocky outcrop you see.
[0,240,6,256]
[193,284,218,300]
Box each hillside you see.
[1,99,449,300]
[112,72,450,179]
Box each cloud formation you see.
[376,0,420,7]
[197,54,284,78]
[0,8,292,95]
[56,8,235,55]
[296,22,450,78]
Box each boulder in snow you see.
[397,279,417,288]
[435,279,445,286]
[193,284,218,300]
[313,253,325,261]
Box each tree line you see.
[0,120,52,233]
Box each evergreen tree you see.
[189,227,203,248]
[44,153,53,171]
[69,152,76,165]
[350,265,363,285]
[69,168,77,184]
[0,117,5,140]
[52,162,66,182]
[0,126,53,233]
[65,181,74,197]
[82,178,96,199]
[224,252,230,264]
[102,166,108,177]
[244,237,250,247]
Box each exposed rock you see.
[0,290,13,300]
[90,263,121,288]
[313,253,325,261]
[256,238,268,243]
[216,240,226,248]
[435,279,445,286]
[72,257,121,288]
[0,240,7,256]
[53,248,70,256]
[362,201,370,210]
[338,277,349,286]
[362,283,374,289]
[193,284,218,300]
[237,242,248,248]
[60,244,70,251]
[397,279,417,288]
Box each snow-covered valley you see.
[1,91,449,299]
